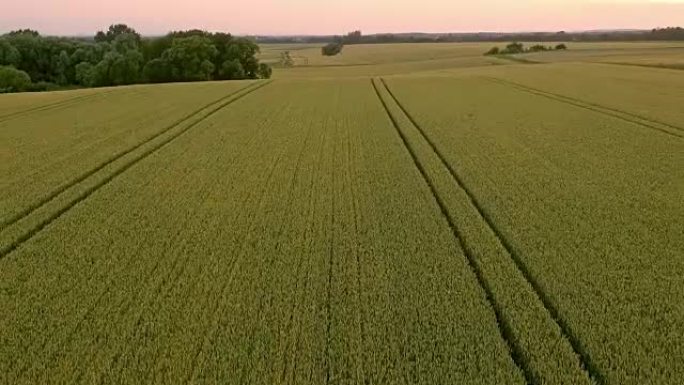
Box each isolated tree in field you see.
[280,51,294,67]
[322,42,343,56]
[484,47,500,55]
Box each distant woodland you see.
[0,24,272,93]
[256,27,684,44]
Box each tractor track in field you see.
[598,61,684,72]
[13,106,283,383]
[371,78,533,385]
[0,81,271,260]
[486,77,684,139]
[0,88,122,123]
[103,108,289,383]
[0,81,264,231]
[376,77,604,385]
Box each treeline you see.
[0,24,271,93]
[255,27,684,44]
[485,42,567,56]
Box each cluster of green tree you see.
[321,42,344,56]
[0,24,271,93]
[254,27,684,45]
[485,42,567,56]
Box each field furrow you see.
[486,77,683,138]
[0,88,114,122]
[374,77,594,385]
[460,62,684,130]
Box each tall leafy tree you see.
[0,39,21,67]
[95,24,142,45]
[154,36,218,82]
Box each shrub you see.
[257,63,272,79]
[24,81,60,92]
[555,44,568,50]
[0,65,31,93]
[322,42,343,56]
[485,47,500,56]
[280,51,294,67]
[529,45,550,52]
[501,42,525,54]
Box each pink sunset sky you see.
[2,0,683,36]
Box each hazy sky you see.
[2,0,684,36]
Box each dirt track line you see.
[0,88,120,123]
[0,82,262,231]
[371,78,533,385]
[0,81,271,260]
[379,78,604,385]
[598,61,684,72]
[494,55,543,65]
[487,77,684,139]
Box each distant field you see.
[1,42,683,384]
[260,42,503,77]
[260,41,684,77]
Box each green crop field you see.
[1,41,682,385]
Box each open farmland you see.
[1,42,683,384]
